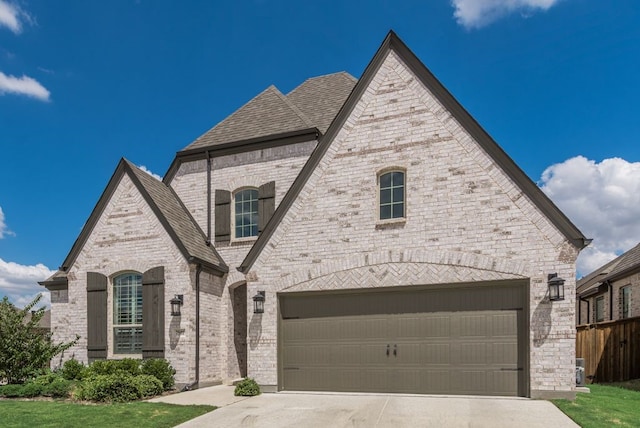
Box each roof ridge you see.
[269,85,315,129]
[286,71,357,96]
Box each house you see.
[39,31,588,399]
[576,243,640,325]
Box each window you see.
[595,296,605,323]
[113,273,143,354]
[234,188,259,238]
[379,171,405,220]
[622,286,631,319]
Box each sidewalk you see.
[147,384,249,407]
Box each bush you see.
[77,373,140,402]
[132,374,164,398]
[61,358,86,380]
[140,358,175,390]
[42,377,72,398]
[234,378,260,396]
[20,381,44,397]
[86,359,140,377]
[0,384,25,398]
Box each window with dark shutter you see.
[258,181,276,233]
[87,272,108,361]
[215,189,231,243]
[142,266,165,359]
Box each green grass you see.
[0,400,215,428]
[553,384,640,427]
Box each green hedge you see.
[234,378,260,396]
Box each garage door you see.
[279,282,528,396]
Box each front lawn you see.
[0,401,215,428]
[553,384,640,428]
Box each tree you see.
[0,294,78,384]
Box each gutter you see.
[183,263,203,391]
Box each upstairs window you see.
[235,188,259,238]
[595,296,605,323]
[622,286,631,319]
[379,171,405,220]
[113,273,143,354]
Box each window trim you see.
[232,187,260,241]
[377,168,406,224]
[112,272,143,356]
[595,295,605,323]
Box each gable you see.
[240,31,588,273]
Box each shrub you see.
[42,376,73,398]
[77,373,140,402]
[234,378,260,396]
[20,381,44,397]
[61,358,86,380]
[86,359,140,377]
[116,358,141,376]
[132,374,164,398]
[140,358,175,390]
[0,384,25,398]
[0,295,78,384]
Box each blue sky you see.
[1,0,640,307]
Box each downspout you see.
[206,151,212,245]
[608,281,613,321]
[183,263,203,391]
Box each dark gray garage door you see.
[279,281,528,396]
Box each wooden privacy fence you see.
[576,316,640,383]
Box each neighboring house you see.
[577,243,640,325]
[40,31,588,399]
[24,309,51,336]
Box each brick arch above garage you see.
[269,249,528,293]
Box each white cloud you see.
[452,0,560,29]
[0,71,50,101]
[0,205,14,238]
[540,156,640,276]
[0,258,53,308]
[138,165,163,181]
[0,0,32,34]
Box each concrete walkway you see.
[150,385,579,428]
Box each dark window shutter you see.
[215,189,231,243]
[258,181,276,233]
[142,266,165,359]
[87,272,108,361]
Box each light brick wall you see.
[50,174,225,385]
[245,51,579,397]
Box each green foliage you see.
[77,372,141,402]
[0,294,79,384]
[61,358,86,380]
[132,374,164,398]
[86,358,141,377]
[0,384,25,397]
[0,372,73,398]
[0,401,215,428]
[140,358,175,390]
[234,377,260,396]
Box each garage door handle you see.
[393,344,397,356]
[386,344,390,356]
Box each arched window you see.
[379,171,405,220]
[113,272,143,354]
[234,188,259,238]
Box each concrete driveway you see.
[168,387,579,428]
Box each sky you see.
[1,0,640,308]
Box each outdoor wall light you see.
[252,291,265,314]
[548,273,565,301]
[170,294,184,316]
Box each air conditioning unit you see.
[576,358,586,386]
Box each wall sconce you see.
[548,273,565,301]
[252,291,265,314]
[170,294,184,316]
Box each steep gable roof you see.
[238,30,589,273]
[58,159,227,275]
[184,86,313,151]
[286,72,357,134]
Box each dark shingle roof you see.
[125,160,225,268]
[183,73,356,151]
[577,243,640,296]
[286,72,357,134]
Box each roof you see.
[577,243,640,297]
[183,73,356,152]
[56,159,227,276]
[24,309,51,330]
[238,30,590,273]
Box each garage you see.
[279,281,528,396]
